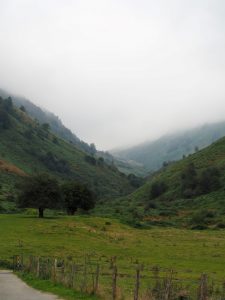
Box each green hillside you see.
[113,123,225,174]
[0,97,134,211]
[0,88,95,154]
[101,136,225,228]
[0,88,145,176]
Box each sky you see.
[0,0,225,150]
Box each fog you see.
[0,0,225,150]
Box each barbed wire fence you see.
[12,254,225,300]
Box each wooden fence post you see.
[72,263,77,289]
[164,270,174,300]
[198,274,208,300]
[134,265,141,300]
[81,255,88,292]
[36,257,40,277]
[52,258,57,282]
[94,263,100,293]
[112,264,118,300]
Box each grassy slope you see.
[0,88,145,177]
[0,107,134,205]
[104,136,225,226]
[1,214,225,281]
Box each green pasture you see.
[0,214,225,281]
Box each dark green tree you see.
[0,109,11,129]
[20,105,26,112]
[18,174,62,218]
[181,163,198,198]
[3,97,13,112]
[62,182,95,215]
[150,181,167,199]
[198,167,220,194]
[42,123,50,131]
[90,143,97,155]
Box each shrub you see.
[181,163,198,198]
[85,155,97,165]
[181,164,221,198]
[150,181,168,199]
[189,209,216,228]
[216,222,225,229]
[40,152,70,174]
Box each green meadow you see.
[1,214,225,281]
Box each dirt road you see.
[0,270,62,300]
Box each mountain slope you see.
[113,123,225,174]
[100,135,225,228]
[0,88,145,176]
[0,88,94,154]
[0,96,134,209]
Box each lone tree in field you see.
[62,182,95,215]
[18,174,62,218]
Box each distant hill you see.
[102,135,225,228]
[0,96,135,212]
[113,122,225,174]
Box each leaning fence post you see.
[198,273,208,300]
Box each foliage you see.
[189,209,216,229]
[0,98,134,202]
[85,155,97,165]
[181,164,221,198]
[62,182,95,215]
[40,151,71,174]
[105,133,225,228]
[181,163,198,198]
[41,122,50,131]
[0,89,96,155]
[0,97,11,129]
[127,173,144,188]
[198,167,221,194]
[0,109,11,129]
[18,174,62,217]
[150,181,168,199]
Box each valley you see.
[1,93,225,299]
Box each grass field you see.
[17,272,99,300]
[1,214,225,281]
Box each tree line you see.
[18,174,95,218]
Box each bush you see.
[198,167,221,194]
[191,224,208,230]
[150,181,168,199]
[85,155,96,165]
[181,163,198,198]
[216,222,225,229]
[127,174,144,188]
[181,164,221,198]
[145,201,157,210]
[189,209,216,228]
[40,152,70,174]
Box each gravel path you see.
[0,270,62,300]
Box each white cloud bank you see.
[0,0,225,149]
